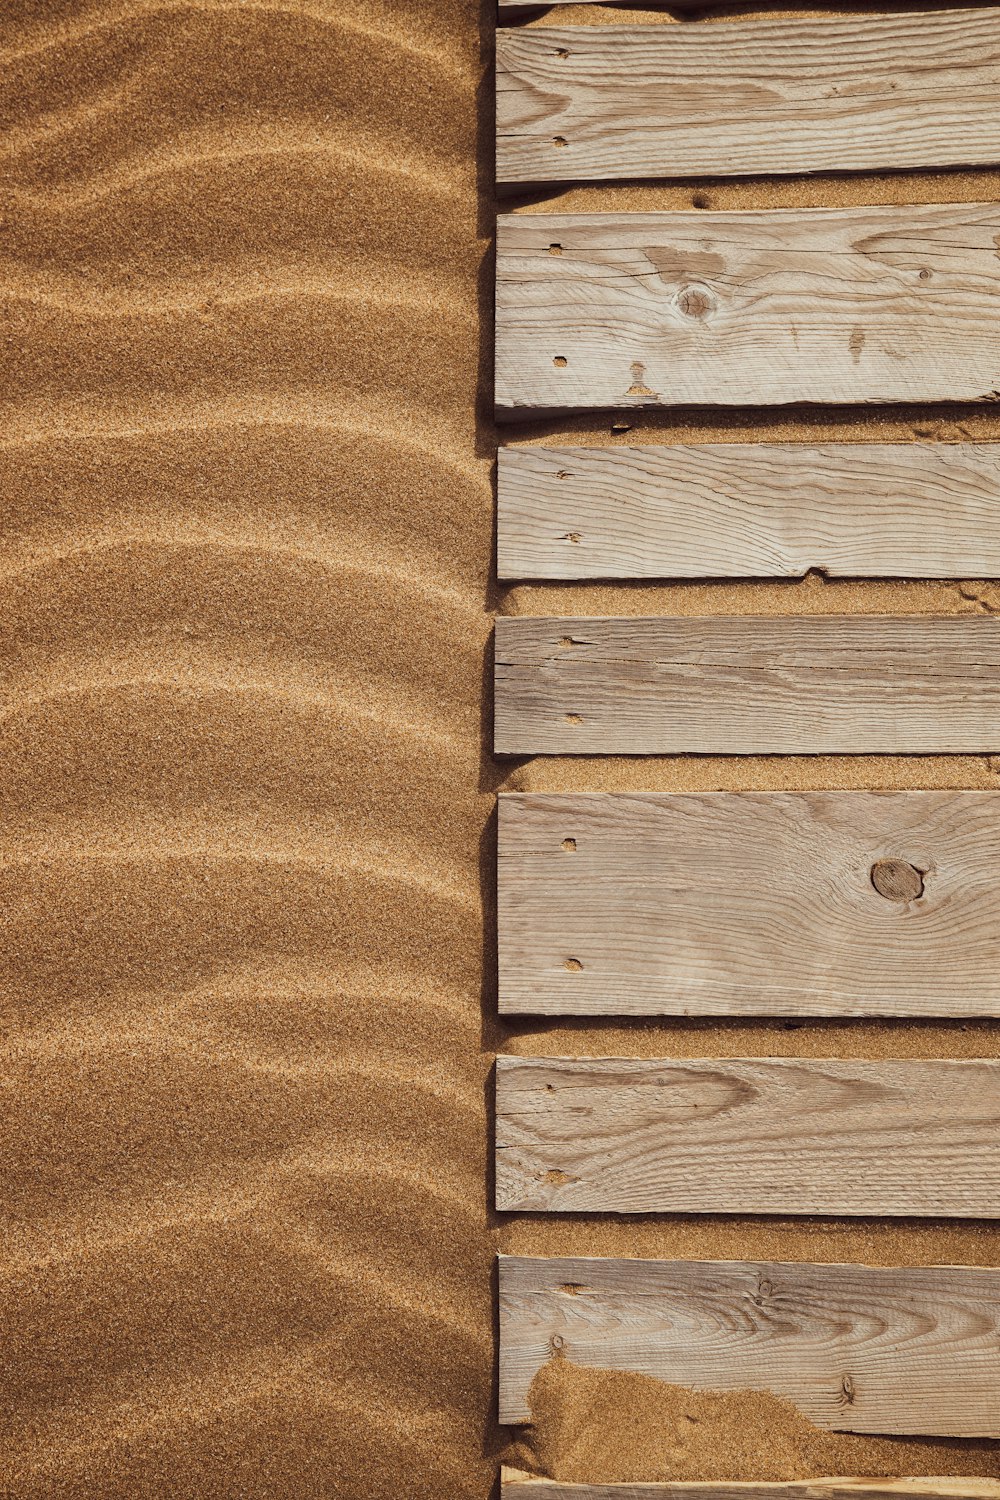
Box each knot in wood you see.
[870,858,924,903]
[676,283,716,321]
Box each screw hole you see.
[553,355,567,368]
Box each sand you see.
[1,1,999,1496]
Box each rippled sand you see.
[5,1,1000,1495]
[1,2,495,1494]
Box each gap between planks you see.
[496,444,1000,581]
[496,11,1000,183]
[495,207,1000,413]
[494,617,1000,757]
[498,1256,1000,1436]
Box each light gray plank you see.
[495,208,1000,413]
[496,1056,1000,1214]
[502,1472,1000,1499]
[494,616,1000,756]
[497,791,1000,1017]
[498,1255,1000,1434]
[497,12,1000,184]
[501,1470,1000,1499]
[496,444,1000,581]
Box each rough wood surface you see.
[497,791,1000,1017]
[501,1471,1000,1499]
[496,12,1000,184]
[498,1256,1000,1434]
[495,1055,1000,1214]
[496,444,1000,580]
[495,208,1000,413]
[494,616,1000,756]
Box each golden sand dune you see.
[1,1,494,1495]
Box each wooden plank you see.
[497,791,1000,1017]
[496,12,1000,184]
[497,0,681,8]
[496,444,1000,581]
[495,208,1000,413]
[496,1056,1000,1214]
[494,616,1000,756]
[501,1470,1000,1499]
[498,1255,1000,1434]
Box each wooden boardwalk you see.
[490,0,1000,1480]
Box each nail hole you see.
[549,243,563,256]
[561,837,577,852]
[555,469,570,479]
[553,355,567,367]
[564,957,583,971]
[555,47,570,58]
[552,136,568,148]
[564,712,583,725]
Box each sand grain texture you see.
[0,2,495,1496]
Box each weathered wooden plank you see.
[497,0,683,8]
[497,0,690,8]
[496,444,1000,581]
[497,791,1000,1017]
[494,616,1000,756]
[496,1056,1000,1214]
[495,208,1000,413]
[501,1471,1000,1499]
[498,1256,1000,1434]
[496,12,1000,184]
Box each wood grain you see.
[496,1055,1000,1214]
[495,208,1000,413]
[494,616,1000,756]
[496,12,1000,184]
[501,1471,1000,1499]
[498,1255,1000,1434]
[497,791,1000,1017]
[496,444,1000,581]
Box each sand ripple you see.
[0,1,492,1496]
